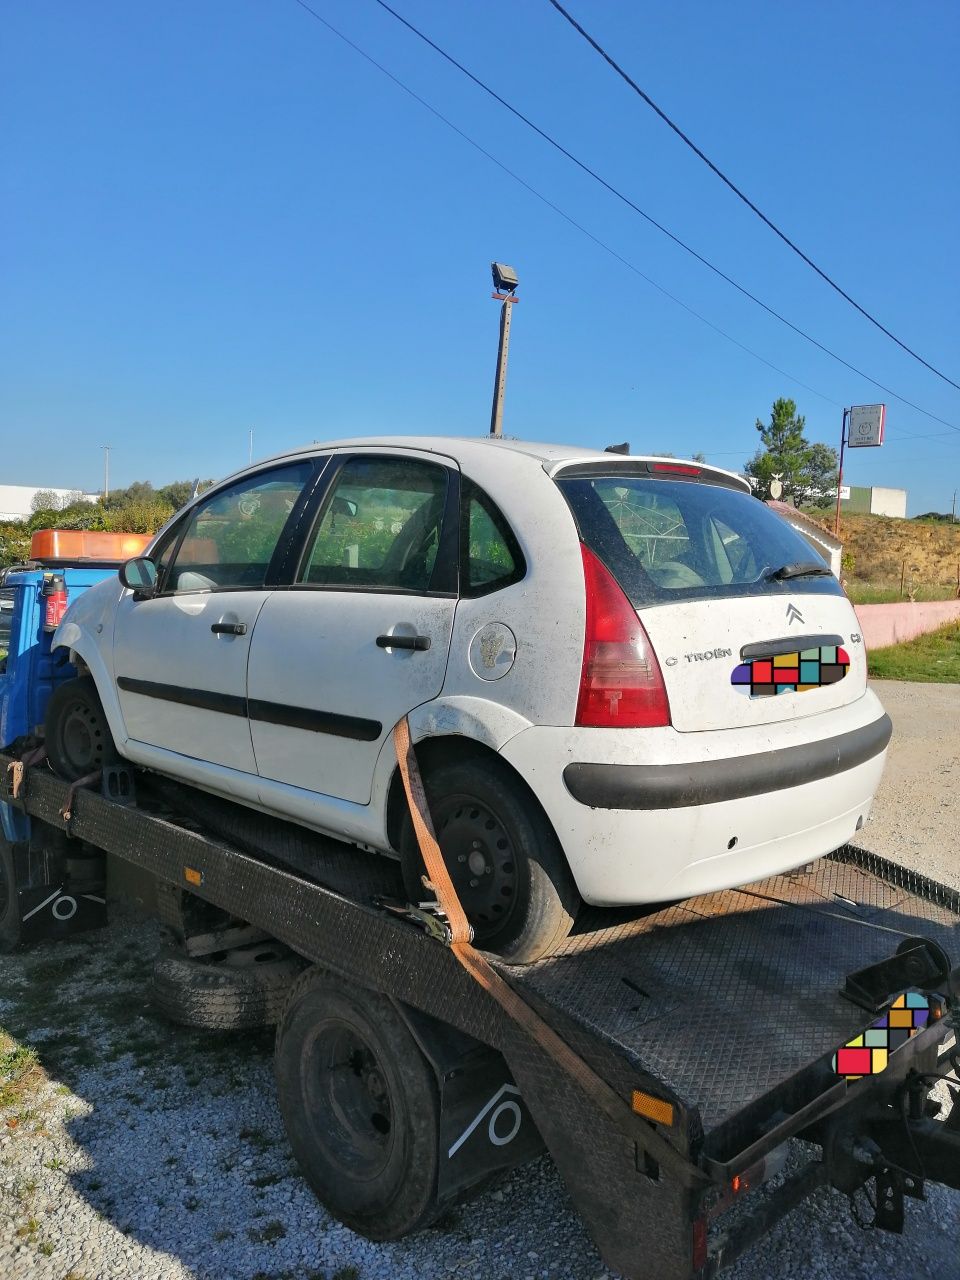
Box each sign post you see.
[834,404,885,536]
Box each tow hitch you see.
[832,1065,960,1232]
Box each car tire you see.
[151,943,305,1031]
[274,966,443,1240]
[45,677,119,782]
[399,756,579,964]
[0,840,22,953]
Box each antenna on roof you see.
[604,442,630,455]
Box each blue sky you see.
[3,1,958,514]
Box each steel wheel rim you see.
[308,1021,395,1182]
[60,701,105,774]
[433,792,520,941]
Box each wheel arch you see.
[51,632,128,751]
[384,733,561,855]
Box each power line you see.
[287,1,848,405]
[365,0,959,434]
[288,0,960,452]
[545,0,960,394]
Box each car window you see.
[164,463,312,593]
[462,481,524,597]
[151,518,187,591]
[556,472,842,607]
[300,456,449,592]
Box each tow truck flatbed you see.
[1,752,958,1279]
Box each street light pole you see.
[101,445,111,501]
[489,262,519,438]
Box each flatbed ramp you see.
[3,755,958,1280]
[524,850,960,1136]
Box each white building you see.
[0,485,100,522]
[765,501,843,577]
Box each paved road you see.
[854,680,960,890]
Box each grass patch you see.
[846,581,959,604]
[0,1033,44,1109]
[868,622,960,682]
[247,1219,287,1244]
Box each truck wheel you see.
[45,677,119,782]
[0,841,21,952]
[151,943,304,1031]
[399,757,579,964]
[274,967,442,1240]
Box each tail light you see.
[42,573,68,633]
[576,545,671,727]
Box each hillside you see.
[800,510,960,591]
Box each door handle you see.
[376,633,431,651]
[211,622,247,636]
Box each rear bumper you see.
[499,693,892,906]
[563,713,892,810]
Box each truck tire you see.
[399,757,579,964]
[274,967,442,1240]
[0,840,21,952]
[45,677,119,782]
[151,943,304,1031]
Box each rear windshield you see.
[556,473,843,608]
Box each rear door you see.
[112,460,316,771]
[555,467,863,732]
[247,451,459,804]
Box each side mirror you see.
[119,557,158,597]
[332,496,358,518]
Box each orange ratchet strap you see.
[392,717,710,1189]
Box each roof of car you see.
[252,435,750,491]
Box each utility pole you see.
[101,445,111,501]
[952,490,957,523]
[833,408,849,538]
[489,263,519,438]
[249,428,254,465]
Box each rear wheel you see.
[45,677,118,781]
[399,757,579,964]
[274,967,442,1240]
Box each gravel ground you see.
[1,681,958,1280]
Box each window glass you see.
[165,462,311,592]
[301,457,448,592]
[556,472,842,607]
[462,484,523,596]
[151,518,186,591]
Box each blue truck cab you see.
[0,566,113,771]
[1,535,135,947]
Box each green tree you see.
[158,479,214,510]
[745,398,838,508]
[30,489,62,514]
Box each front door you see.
[247,453,458,804]
[112,460,314,773]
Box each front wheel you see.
[274,967,443,1240]
[399,757,579,964]
[45,677,118,781]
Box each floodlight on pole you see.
[489,262,519,437]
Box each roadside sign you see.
[847,403,885,448]
[838,485,851,500]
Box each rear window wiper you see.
[766,561,834,581]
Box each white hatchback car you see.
[49,437,891,961]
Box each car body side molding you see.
[116,677,382,743]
